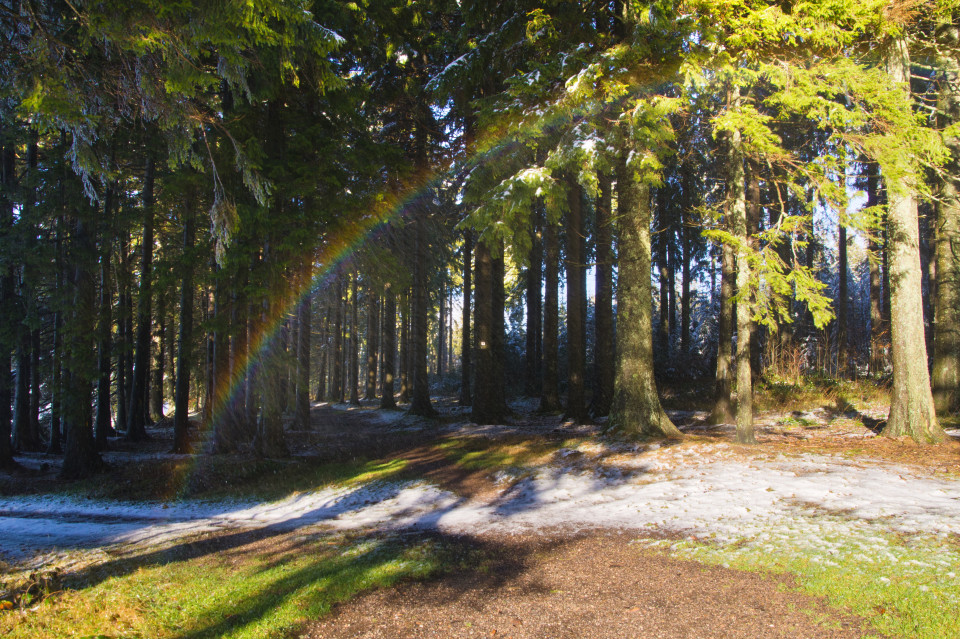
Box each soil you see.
[303,532,875,639]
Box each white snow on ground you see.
[2,442,959,561]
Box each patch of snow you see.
[3,443,959,565]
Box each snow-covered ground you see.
[2,442,958,562]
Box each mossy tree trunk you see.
[881,37,945,443]
[609,156,681,438]
[933,29,960,417]
[592,172,615,417]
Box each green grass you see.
[0,533,467,639]
[434,436,580,471]
[644,522,960,639]
[56,456,410,503]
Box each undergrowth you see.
[0,533,468,639]
[643,519,959,639]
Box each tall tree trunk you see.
[152,289,167,421]
[0,127,15,467]
[173,205,197,454]
[493,245,509,415]
[409,217,435,415]
[933,32,960,416]
[680,209,692,366]
[13,334,35,451]
[399,291,410,403]
[838,220,850,377]
[437,279,445,377]
[316,303,329,402]
[592,173,614,417]
[864,162,886,375]
[564,176,587,422]
[525,208,543,397]
[60,205,104,479]
[473,239,505,423]
[380,283,397,409]
[657,225,670,363]
[295,287,313,428]
[349,274,361,405]
[881,38,945,442]
[126,156,155,441]
[727,87,756,445]
[460,231,473,406]
[211,269,235,453]
[94,186,116,449]
[365,290,380,400]
[540,218,561,412]
[331,275,344,402]
[609,156,681,438]
[710,245,736,424]
[47,215,65,455]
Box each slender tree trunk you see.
[609,155,681,438]
[365,290,380,400]
[60,207,104,479]
[866,162,886,375]
[460,231,473,405]
[540,218,561,412]
[331,275,343,402]
[295,287,313,428]
[493,245,509,416]
[409,217,435,415]
[838,221,849,377]
[437,279,445,377]
[657,226,670,363]
[211,270,235,453]
[380,283,397,409]
[13,336,35,451]
[399,291,410,403]
[29,328,40,444]
[525,208,543,397]
[127,156,155,441]
[565,176,587,422]
[882,38,946,442]
[152,289,167,421]
[47,218,64,455]
[94,186,116,449]
[592,173,614,417]
[0,128,14,467]
[710,242,736,424]
[726,87,756,445]
[173,205,197,453]
[349,274,361,405]
[473,239,505,423]
[933,34,960,416]
[680,219,692,365]
[316,303,329,402]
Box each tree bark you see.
[592,172,614,417]
[881,38,945,442]
[866,161,886,375]
[60,205,104,479]
[460,231,473,406]
[838,220,849,377]
[94,185,116,449]
[295,287,313,428]
[126,156,156,441]
[365,289,380,400]
[564,176,587,422]
[380,283,397,409]
[609,156,681,438]
[409,215,436,416]
[331,275,344,402]
[933,31,960,416]
[0,128,16,468]
[473,239,506,423]
[172,205,197,453]
[540,218,561,412]
[525,208,543,397]
[726,87,756,445]
[710,241,736,424]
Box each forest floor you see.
[1,390,960,638]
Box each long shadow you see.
[826,399,887,434]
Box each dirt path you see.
[304,533,872,639]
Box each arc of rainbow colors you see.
[189,64,648,467]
